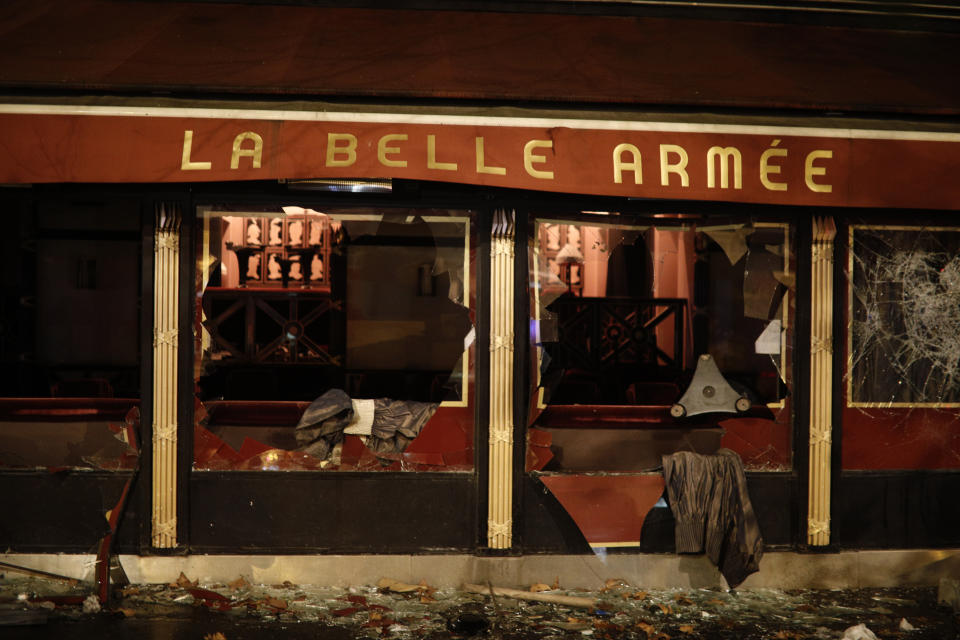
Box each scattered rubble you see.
[841,623,879,640]
[0,572,957,638]
[81,594,101,614]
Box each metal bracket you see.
[670,354,750,418]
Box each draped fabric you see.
[662,448,764,588]
[294,389,437,462]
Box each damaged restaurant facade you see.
[2,3,960,590]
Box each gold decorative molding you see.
[488,209,516,549]
[152,203,181,549]
[808,216,836,546]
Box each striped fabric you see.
[662,449,763,588]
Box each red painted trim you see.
[536,404,775,429]
[0,398,139,422]
[540,474,665,546]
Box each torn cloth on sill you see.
[294,389,438,462]
[661,448,763,588]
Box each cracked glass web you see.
[849,226,960,404]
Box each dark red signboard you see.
[2,109,959,210]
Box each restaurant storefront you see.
[2,102,960,565]
[1,1,960,594]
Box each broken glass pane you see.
[842,224,960,470]
[0,198,142,471]
[849,225,960,404]
[194,207,476,472]
[528,214,794,472]
[0,410,139,471]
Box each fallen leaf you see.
[593,620,621,632]
[550,621,591,631]
[706,598,726,607]
[369,611,383,621]
[419,595,436,603]
[377,578,421,593]
[636,621,656,634]
[674,594,694,606]
[604,578,627,590]
[332,607,360,617]
[530,583,552,592]
[657,603,672,615]
[118,608,136,617]
[265,597,287,610]
[629,590,648,600]
[228,576,249,591]
[361,617,396,629]
[679,625,694,633]
[175,572,198,588]
[204,634,227,640]
[120,586,141,597]
[188,588,230,604]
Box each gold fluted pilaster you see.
[152,203,181,549]
[808,216,836,546]
[487,209,516,549]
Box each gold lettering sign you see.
[181,130,212,171]
[326,133,358,167]
[706,146,742,189]
[613,143,642,185]
[476,137,506,175]
[760,140,788,191]
[524,140,554,180]
[378,134,408,168]
[427,135,458,171]
[230,132,263,169]
[659,144,689,187]
[805,150,833,193]
[169,124,846,202]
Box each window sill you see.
[535,404,775,429]
[0,398,138,422]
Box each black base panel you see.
[521,472,797,554]
[0,471,140,553]
[835,471,960,548]
[189,472,477,553]
[519,475,592,553]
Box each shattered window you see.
[848,225,960,405]
[527,213,794,472]
[193,206,476,471]
[842,223,960,470]
[0,197,141,471]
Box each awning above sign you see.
[1,1,958,115]
[2,105,959,209]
